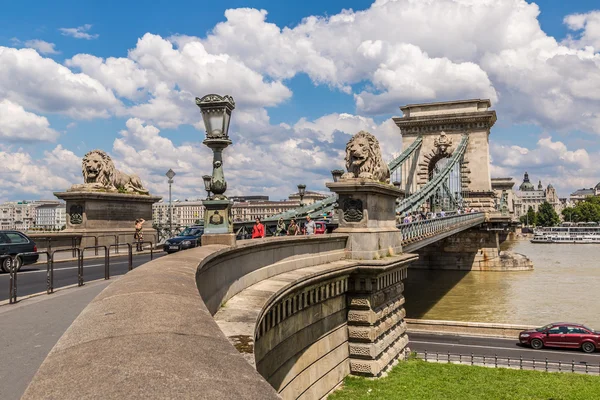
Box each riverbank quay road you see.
[409,332,600,372]
[0,251,164,302]
[0,280,114,400]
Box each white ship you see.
[531,224,600,244]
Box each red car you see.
[519,323,600,353]
[314,221,327,235]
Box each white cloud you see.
[0,47,121,119]
[24,39,59,55]
[490,136,597,195]
[59,24,99,40]
[67,33,292,128]
[563,11,600,50]
[0,100,60,142]
[0,145,80,200]
[200,2,600,132]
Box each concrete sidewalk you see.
[0,279,115,400]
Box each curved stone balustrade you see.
[196,235,349,315]
[23,235,350,400]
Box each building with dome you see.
[512,172,562,220]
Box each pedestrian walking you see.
[251,218,265,239]
[275,218,286,236]
[304,215,316,235]
[134,218,145,251]
[287,219,300,236]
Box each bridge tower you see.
[393,99,497,212]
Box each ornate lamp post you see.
[166,169,176,234]
[331,169,344,183]
[202,175,212,199]
[297,184,306,207]
[196,94,236,245]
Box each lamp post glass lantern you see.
[165,169,176,234]
[202,175,212,199]
[331,169,344,182]
[298,184,306,207]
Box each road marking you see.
[409,340,600,359]
[0,261,133,277]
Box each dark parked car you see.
[164,226,203,254]
[0,230,39,272]
[519,322,600,353]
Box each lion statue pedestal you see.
[326,131,417,379]
[326,130,403,260]
[54,150,161,248]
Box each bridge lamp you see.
[331,169,344,183]
[297,184,306,207]
[202,175,212,199]
[195,94,235,200]
[165,169,176,234]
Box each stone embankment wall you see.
[410,228,533,271]
[406,319,535,338]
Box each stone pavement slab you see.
[0,279,114,400]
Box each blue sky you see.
[1,0,600,201]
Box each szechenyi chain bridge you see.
[5,97,541,400]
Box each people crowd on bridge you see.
[398,207,480,224]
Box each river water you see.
[403,239,600,328]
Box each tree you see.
[561,207,579,223]
[520,206,537,226]
[536,202,560,227]
[562,197,600,223]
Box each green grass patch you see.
[329,358,600,400]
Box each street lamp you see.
[331,169,344,183]
[202,175,212,199]
[196,94,236,241]
[196,94,235,200]
[166,169,176,234]
[297,184,306,207]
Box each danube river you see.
[403,239,600,328]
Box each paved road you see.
[409,332,600,367]
[0,252,165,301]
[0,280,114,400]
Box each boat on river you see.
[531,225,600,244]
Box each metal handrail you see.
[8,251,51,304]
[133,241,154,260]
[399,212,485,245]
[415,350,600,375]
[50,248,82,289]
[81,246,109,280]
[108,243,134,271]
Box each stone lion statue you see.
[70,150,149,194]
[341,131,390,183]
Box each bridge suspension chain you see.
[396,135,468,215]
